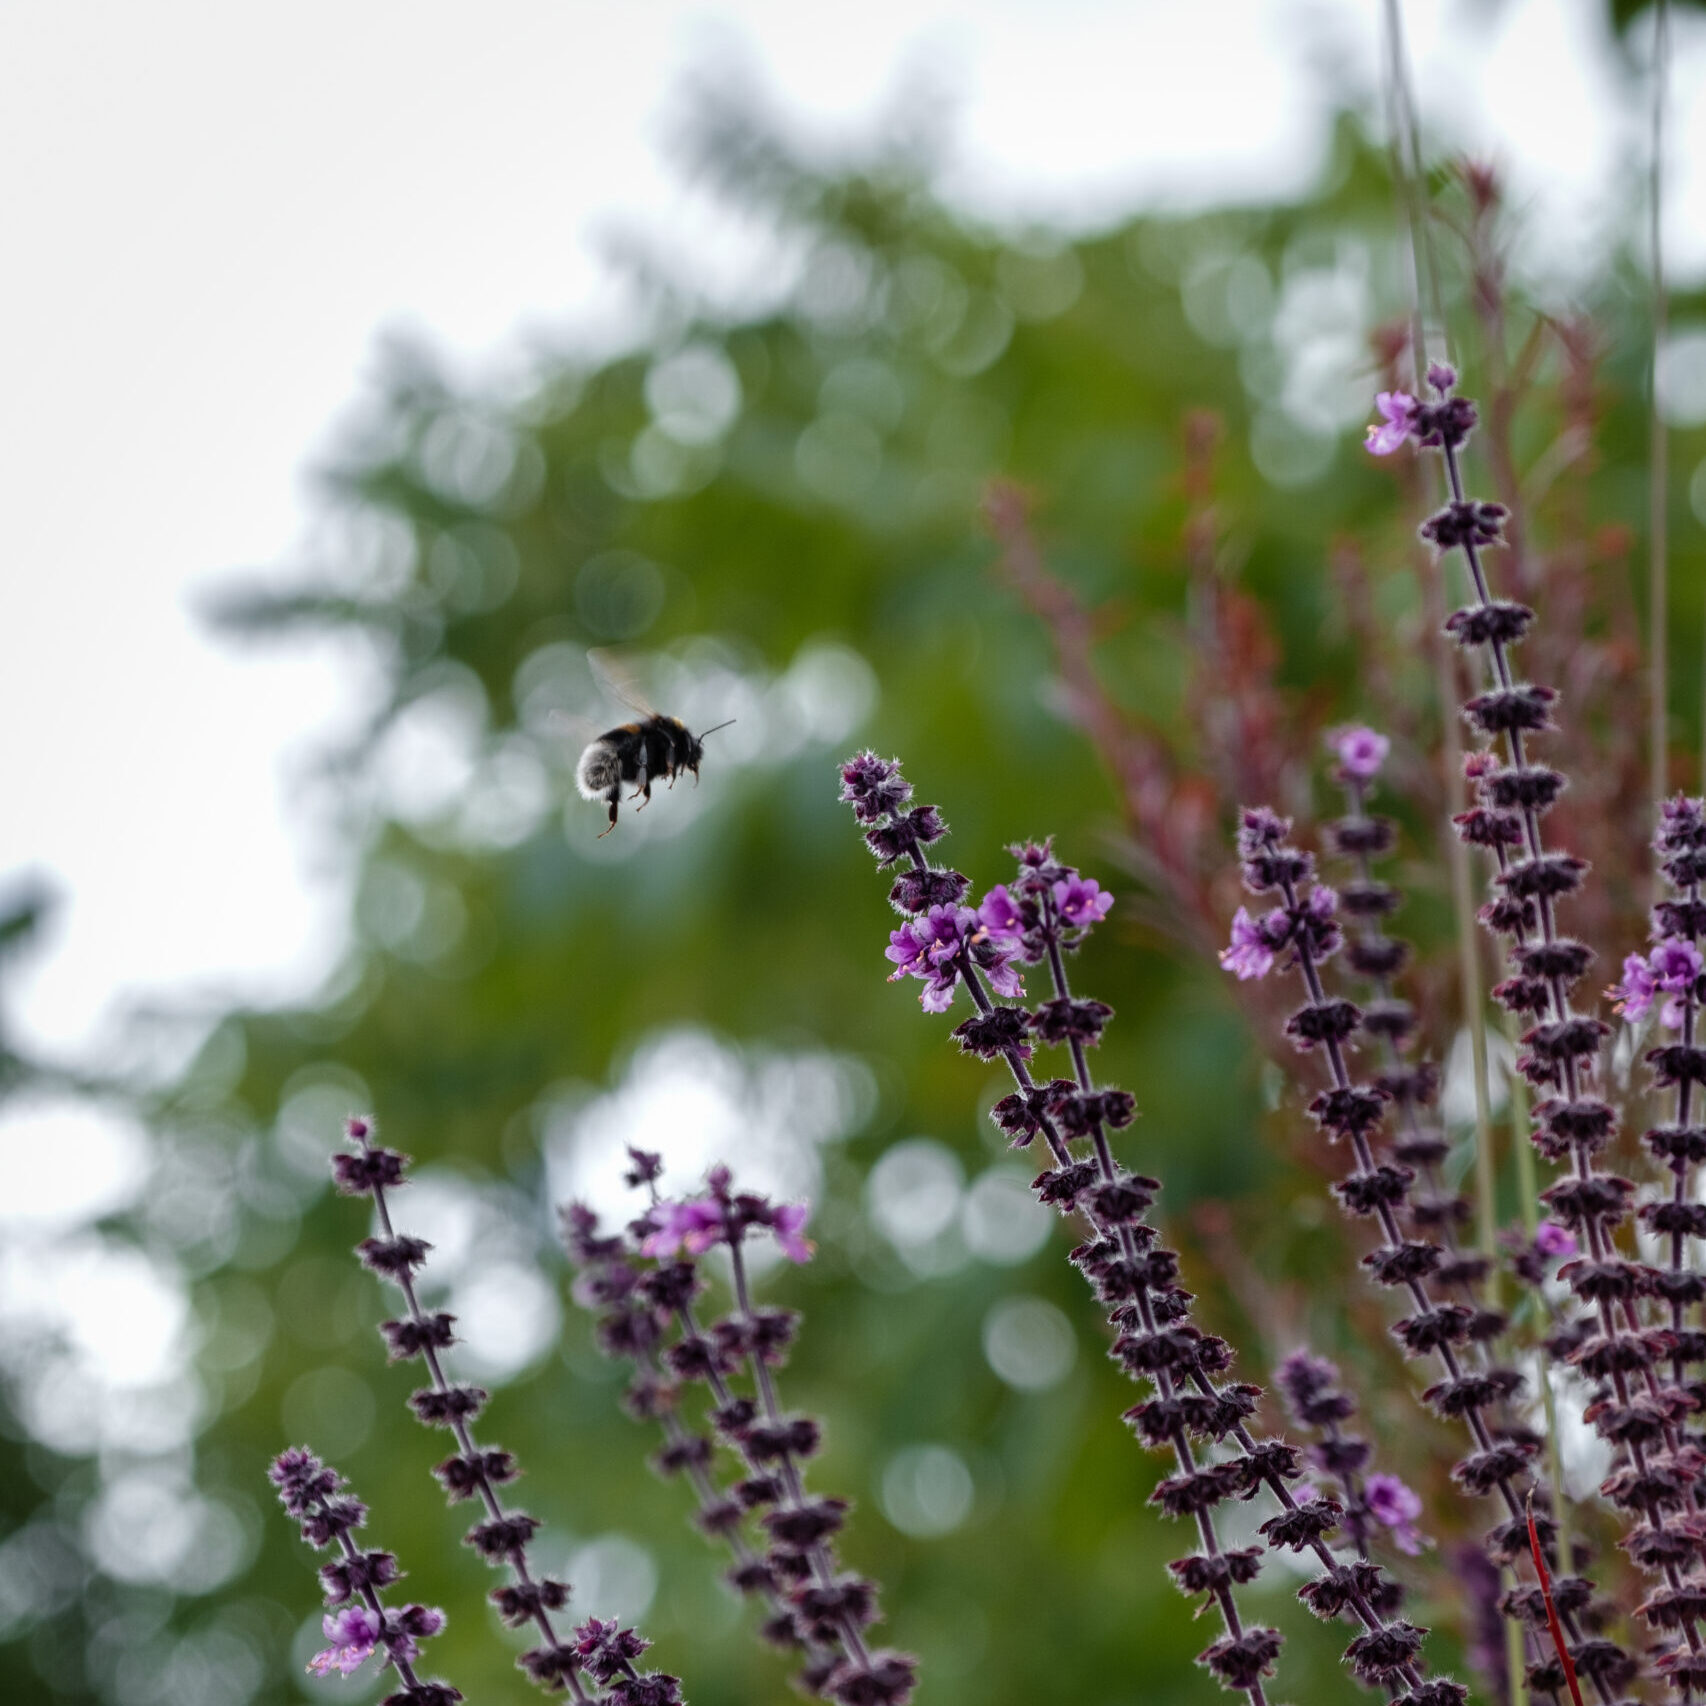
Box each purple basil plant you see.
[268,1118,685,1706]
[1217,366,1706,1703]
[840,751,1464,1706]
[561,1151,917,1706]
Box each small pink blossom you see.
[1364,1473,1425,1556]
[885,922,931,980]
[1220,907,1275,981]
[1534,1221,1577,1259]
[772,1202,815,1263]
[1365,391,1418,455]
[977,884,1026,943]
[1610,951,1658,1022]
[1329,725,1389,781]
[640,1197,725,1259]
[1052,875,1114,929]
[1610,937,1702,1026]
[308,1605,382,1677]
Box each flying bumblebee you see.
[573,652,734,836]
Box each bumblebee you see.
[576,713,732,835]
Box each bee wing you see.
[587,648,657,720]
[547,708,603,748]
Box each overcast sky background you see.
[4,0,1704,1075]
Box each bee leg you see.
[627,763,649,802]
[598,793,620,838]
[633,778,655,812]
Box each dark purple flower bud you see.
[1345,1621,1427,1681]
[357,1234,432,1279]
[623,1147,664,1187]
[1198,1626,1284,1689]
[887,867,970,915]
[1420,499,1507,550]
[838,753,912,823]
[518,1644,582,1686]
[466,1512,542,1558]
[381,1312,456,1360]
[762,1497,848,1551]
[409,1384,488,1427]
[951,1005,1033,1060]
[332,1146,408,1195]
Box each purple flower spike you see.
[1534,1221,1577,1259]
[1365,391,1417,456]
[1220,906,1275,981]
[1052,876,1114,929]
[1364,1474,1425,1557]
[1330,726,1390,782]
[309,1605,383,1677]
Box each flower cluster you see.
[563,1155,915,1706]
[328,1118,682,1705]
[844,752,1460,1706]
[1609,936,1703,1028]
[1364,363,1484,459]
[268,1447,458,1705]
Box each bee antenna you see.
[697,719,737,740]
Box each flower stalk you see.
[334,1118,683,1705]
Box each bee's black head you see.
[691,719,735,773]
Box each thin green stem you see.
[1651,0,1671,809]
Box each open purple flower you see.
[886,902,1022,1012]
[1220,906,1276,981]
[1364,1474,1425,1557]
[772,1202,814,1264]
[640,1197,725,1259]
[1329,726,1390,782]
[1610,936,1702,1026]
[1611,951,1659,1022]
[978,884,1027,943]
[308,1604,383,1677]
[1533,1220,1577,1260]
[1052,875,1113,928]
[1365,391,1417,456]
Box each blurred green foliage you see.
[7,78,1706,1706]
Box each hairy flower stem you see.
[270,1450,458,1703]
[1334,771,1494,1317]
[1504,1051,1572,1571]
[361,1164,598,1703]
[1650,0,1672,813]
[725,1235,874,1674]
[642,1336,816,1655]
[1407,382,1699,1689]
[662,1276,873,1684]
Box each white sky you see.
[3,0,1703,1071]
